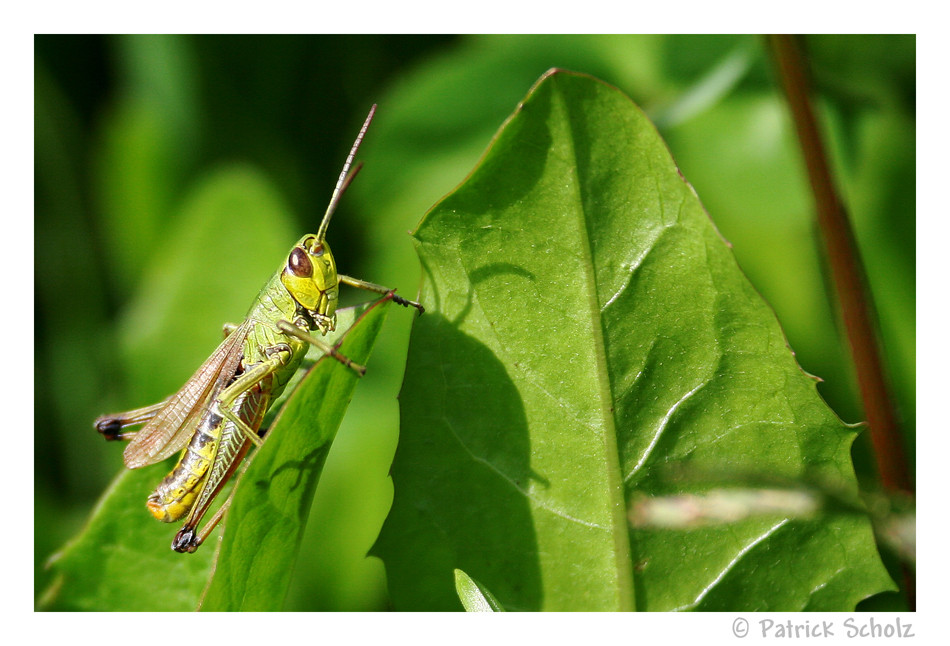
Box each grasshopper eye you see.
[287,247,313,277]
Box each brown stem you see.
[767,34,913,608]
[767,35,911,495]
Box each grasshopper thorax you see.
[280,234,339,319]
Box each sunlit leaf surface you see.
[375,70,894,611]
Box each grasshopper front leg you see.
[338,274,425,314]
[277,320,367,376]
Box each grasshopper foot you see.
[391,292,425,314]
[172,528,200,553]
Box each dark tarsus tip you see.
[172,529,199,553]
[391,293,424,314]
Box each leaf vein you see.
[672,519,789,611]
[624,378,710,484]
[440,415,606,530]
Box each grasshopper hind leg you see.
[171,487,235,553]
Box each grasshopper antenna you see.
[316,104,376,242]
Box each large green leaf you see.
[374,69,894,611]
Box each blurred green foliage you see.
[35,35,914,610]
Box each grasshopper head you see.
[279,106,376,326]
[281,234,338,317]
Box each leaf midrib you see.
[552,79,635,611]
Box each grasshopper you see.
[95,106,422,553]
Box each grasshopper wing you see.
[123,322,251,469]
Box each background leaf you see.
[40,465,216,611]
[374,69,894,611]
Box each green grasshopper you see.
[95,106,422,553]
